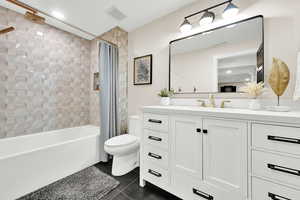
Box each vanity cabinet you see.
[171,116,204,199]
[251,123,300,200]
[171,117,247,200]
[140,106,300,200]
[171,116,203,181]
[202,119,247,199]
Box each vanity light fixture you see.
[199,11,215,26]
[222,2,239,19]
[180,18,192,33]
[179,0,239,32]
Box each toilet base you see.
[112,151,139,176]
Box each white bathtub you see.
[0,125,101,200]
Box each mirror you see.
[170,16,264,94]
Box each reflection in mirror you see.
[170,16,263,94]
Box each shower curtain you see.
[98,41,120,162]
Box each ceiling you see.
[0,0,198,40]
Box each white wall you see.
[128,0,300,115]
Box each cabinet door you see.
[203,119,248,200]
[171,116,203,198]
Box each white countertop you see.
[142,105,300,125]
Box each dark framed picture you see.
[134,54,152,85]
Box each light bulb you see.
[199,11,215,26]
[180,18,192,33]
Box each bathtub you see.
[0,125,101,200]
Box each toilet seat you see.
[105,134,138,147]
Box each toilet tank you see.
[128,115,141,138]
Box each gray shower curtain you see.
[98,41,120,162]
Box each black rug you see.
[18,166,119,200]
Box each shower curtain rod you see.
[6,0,97,38]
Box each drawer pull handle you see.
[193,188,213,200]
[148,119,162,124]
[148,169,162,177]
[148,152,162,159]
[267,164,300,176]
[268,135,300,144]
[268,192,291,200]
[148,136,162,141]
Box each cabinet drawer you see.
[252,178,300,200]
[253,150,300,188]
[252,124,300,155]
[173,173,218,200]
[144,145,168,169]
[144,129,168,150]
[143,113,169,132]
[144,163,169,188]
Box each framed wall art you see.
[133,54,152,85]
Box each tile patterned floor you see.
[95,161,182,200]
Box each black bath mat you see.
[18,166,119,200]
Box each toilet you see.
[104,115,141,176]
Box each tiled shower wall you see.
[0,6,91,138]
[89,27,128,133]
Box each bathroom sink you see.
[166,105,237,110]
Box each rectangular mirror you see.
[169,16,264,94]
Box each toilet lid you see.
[105,134,138,147]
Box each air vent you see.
[105,6,127,21]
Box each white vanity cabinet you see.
[171,116,204,199]
[170,116,248,200]
[202,119,248,200]
[251,123,300,200]
[140,106,300,200]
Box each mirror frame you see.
[169,15,264,94]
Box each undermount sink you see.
[163,105,238,111]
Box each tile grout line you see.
[111,177,138,200]
[107,175,138,200]
[120,192,135,200]
[104,188,122,200]
[117,177,139,200]
[118,177,139,193]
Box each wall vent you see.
[105,6,127,21]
